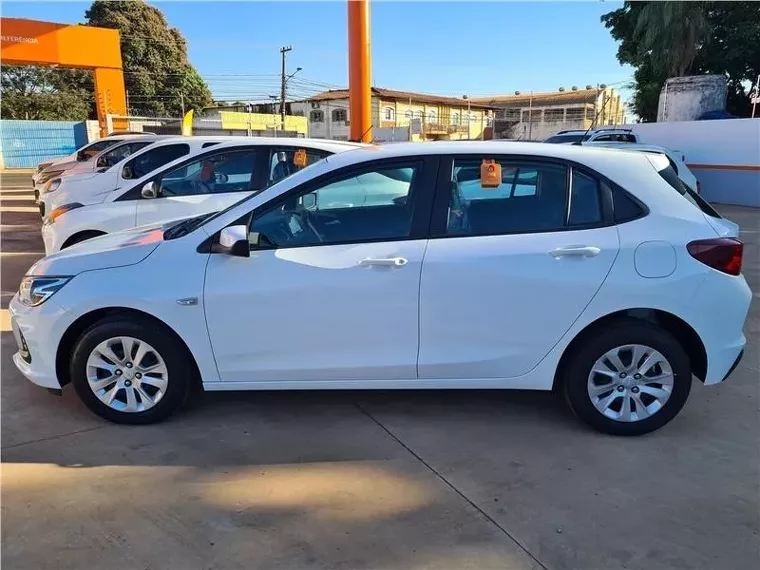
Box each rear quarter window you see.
[657,164,721,219]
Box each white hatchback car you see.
[39,136,241,218]
[41,138,364,254]
[11,142,751,435]
[32,134,157,199]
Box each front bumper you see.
[9,294,77,390]
[41,222,63,255]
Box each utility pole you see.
[279,45,292,132]
[752,74,760,118]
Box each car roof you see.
[190,137,370,154]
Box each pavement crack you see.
[2,425,107,451]
[354,402,551,570]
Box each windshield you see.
[544,133,589,144]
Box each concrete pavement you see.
[1,172,758,569]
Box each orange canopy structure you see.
[1,17,127,135]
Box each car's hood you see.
[59,171,101,184]
[29,221,177,276]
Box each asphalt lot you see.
[1,171,758,570]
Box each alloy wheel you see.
[587,344,674,422]
[86,336,169,413]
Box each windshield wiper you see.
[163,213,214,240]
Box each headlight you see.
[46,202,84,224]
[38,170,65,184]
[44,178,62,193]
[18,276,72,307]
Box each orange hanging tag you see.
[293,149,308,167]
[480,159,501,188]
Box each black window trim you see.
[116,144,267,201]
[117,142,193,197]
[429,154,645,240]
[98,140,155,169]
[198,155,440,253]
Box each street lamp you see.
[281,66,303,132]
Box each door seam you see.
[415,239,431,379]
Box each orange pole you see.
[348,0,372,142]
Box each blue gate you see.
[0,120,88,169]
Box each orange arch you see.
[1,17,127,136]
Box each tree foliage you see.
[602,1,760,121]
[1,66,93,121]
[85,0,212,117]
[1,0,212,121]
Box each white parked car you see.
[10,142,750,435]
[39,136,241,218]
[582,141,700,193]
[33,134,157,200]
[41,138,363,253]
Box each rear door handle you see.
[359,257,408,268]
[549,246,601,258]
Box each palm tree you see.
[635,1,710,77]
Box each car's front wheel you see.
[71,315,194,424]
[563,320,692,436]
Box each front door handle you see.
[358,257,408,268]
[549,246,601,258]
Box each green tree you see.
[634,1,709,78]
[602,1,760,120]
[84,0,212,117]
[0,66,93,120]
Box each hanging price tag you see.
[293,149,308,167]
[480,159,502,188]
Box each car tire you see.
[563,319,692,436]
[61,230,106,250]
[70,315,195,424]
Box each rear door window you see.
[446,159,570,235]
[123,144,190,180]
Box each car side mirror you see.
[141,181,159,199]
[301,192,317,210]
[213,225,250,257]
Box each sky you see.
[2,1,634,104]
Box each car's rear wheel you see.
[71,316,194,424]
[563,320,692,435]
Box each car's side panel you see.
[49,239,221,385]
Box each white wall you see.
[630,119,760,206]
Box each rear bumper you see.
[692,272,752,385]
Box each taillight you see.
[696,180,702,194]
[687,238,743,276]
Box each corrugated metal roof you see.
[306,87,496,109]
[471,89,608,107]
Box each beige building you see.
[472,87,625,141]
[292,87,495,142]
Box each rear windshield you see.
[657,164,720,218]
[544,133,588,144]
